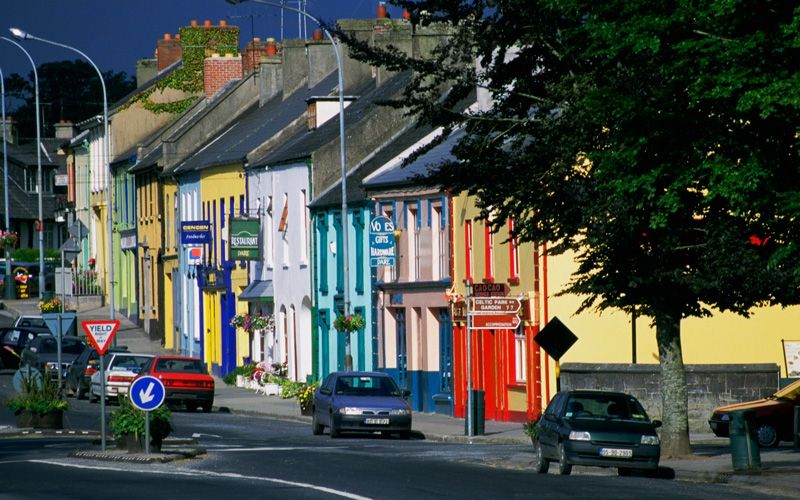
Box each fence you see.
[73,268,103,297]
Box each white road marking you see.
[30,460,373,500]
[191,432,223,438]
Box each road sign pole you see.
[100,353,106,451]
[145,412,150,454]
[465,280,473,437]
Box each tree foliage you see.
[338,1,800,456]
[3,59,135,137]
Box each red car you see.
[708,378,800,447]
[137,356,215,412]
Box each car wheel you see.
[312,410,324,435]
[201,402,212,413]
[557,442,572,475]
[329,417,340,438]
[754,423,779,448]
[533,440,549,474]
[89,389,98,403]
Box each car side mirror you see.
[320,387,331,396]
[402,389,411,398]
[652,419,662,428]
[544,413,556,422]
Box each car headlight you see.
[568,430,591,441]
[720,414,730,422]
[340,407,363,415]
[641,435,660,445]
[389,408,410,416]
[45,362,59,370]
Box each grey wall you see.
[560,363,781,434]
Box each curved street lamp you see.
[0,65,12,300]
[0,35,44,299]
[10,27,115,322]
[225,0,353,370]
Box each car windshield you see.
[109,355,152,371]
[36,337,84,355]
[334,375,401,397]
[155,358,206,374]
[17,317,46,328]
[773,379,800,400]
[564,394,650,421]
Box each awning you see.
[238,280,274,302]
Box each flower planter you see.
[116,433,163,453]
[261,382,280,396]
[15,409,64,429]
[236,375,246,388]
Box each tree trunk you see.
[655,312,692,457]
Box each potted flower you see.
[4,370,68,429]
[230,312,275,335]
[0,230,18,249]
[110,396,173,453]
[334,313,365,332]
[296,382,318,416]
[39,297,63,313]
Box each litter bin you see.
[729,409,761,472]
[465,389,485,436]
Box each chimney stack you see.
[156,33,182,71]
[1,116,17,145]
[54,120,74,140]
[204,53,243,97]
[242,37,273,75]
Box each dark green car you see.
[533,390,661,476]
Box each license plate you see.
[600,448,633,458]
[364,418,389,425]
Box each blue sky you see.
[1,0,400,78]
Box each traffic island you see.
[70,445,207,464]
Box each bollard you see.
[794,406,799,450]
[729,409,761,472]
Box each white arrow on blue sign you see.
[129,376,166,411]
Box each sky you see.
[0,0,402,79]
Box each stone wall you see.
[560,363,780,433]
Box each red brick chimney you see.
[156,33,182,71]
[204,53,243,97]
[242,37,271,75]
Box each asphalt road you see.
[1,377,790,500]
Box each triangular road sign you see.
[81,320,121,355]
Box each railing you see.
[73,267,102,296]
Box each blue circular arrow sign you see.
[129,376,166,411]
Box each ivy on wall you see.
[123,25,240,115]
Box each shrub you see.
[110,396,172,444]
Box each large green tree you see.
[4,60,135,138]
[339,1,800,456]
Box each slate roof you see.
[253,72,413,169]
[362,128,465,190]
[170,71,339,175]
[1,137,66,222]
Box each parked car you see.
[13,315,46,329]
[532,390,661,476]
[89,352,154,403]
[66,345,129,399]
[708,378,800,447]
[135,355,214,412]
[312,371,412,439]
[19,334,86,382]
[0,325,50,370]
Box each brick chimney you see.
[204,53,243,97]
[156,33,182,71]
[242,37,273,75]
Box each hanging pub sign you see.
[200,267,226,291]
[229,217,261,260]
[181,220,211,245]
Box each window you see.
[300,189,308,263]
[464,220,473,281]
[484,224,494,281]
[509,218,519,280]
[407,204,419,280]
[515,326,526,382]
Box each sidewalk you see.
[3,298,800,495]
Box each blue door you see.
[396,309,407,389]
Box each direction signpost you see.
[82,320,120,451]
[471,314,522,330]
[129,375,166,454]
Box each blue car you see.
[312,371,412,439]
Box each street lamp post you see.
[10,28,115,323]
[0,65,13,300]
[226,0,353,369]
[1,36,44,299]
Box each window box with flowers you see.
[334,313,365,333]
[0,230,18,250]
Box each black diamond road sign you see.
[534,316,578,361]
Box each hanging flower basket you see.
[0,230,18,250]
[334,313,365,332]
[230,312,275,335]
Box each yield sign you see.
[81,320,121,355]
[471,314,521,330]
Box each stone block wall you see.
[560,363,780,433]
